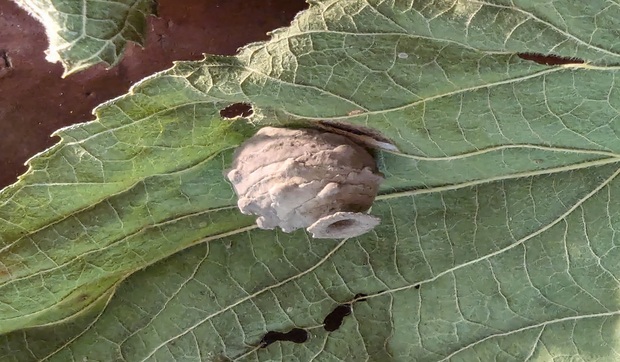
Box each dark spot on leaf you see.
[517,53,585,66]
[414,285,420,289]
[322,293,376,332]
[323,304,351,332]
[260,328,308,347]
[219,103,253,119]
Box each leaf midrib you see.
[377,157,620,200]
[273,66,564,120]
[438,309,620,361]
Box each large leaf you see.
[2,0,620,360]
[13,0,157,75]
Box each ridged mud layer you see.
[227,127,384,239]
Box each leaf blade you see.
[13,0,157,75]
[2,0,620,360]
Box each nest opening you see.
[326,219,357,233]
[307,212,380,239]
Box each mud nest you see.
[226,127,384,239]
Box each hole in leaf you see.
[219,103,253,119]
[260,328,308,347]
[322,293,373,332]
[414,285,420,290]
[323,305,351,332]
[517,53,585,66]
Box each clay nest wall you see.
[227,127,384,239]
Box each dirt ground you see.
[0,0,307,188]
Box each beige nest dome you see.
[226,126,384,239]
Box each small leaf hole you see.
[260,328,308,347]
[517,53,585,66]
[219,103,253,119]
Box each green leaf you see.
[2,0,620,360]
[13,0,157,76]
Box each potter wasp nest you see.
[226,127,384,239]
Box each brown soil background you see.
[0,0,307,188]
